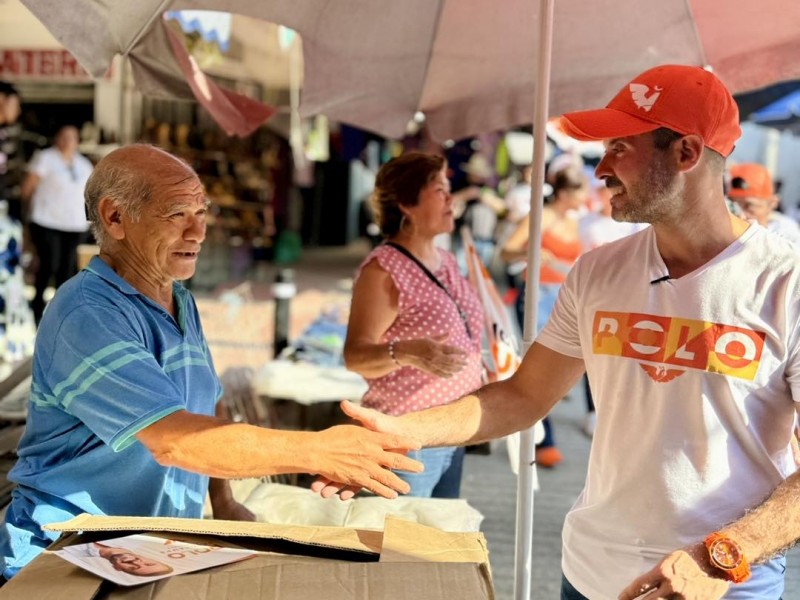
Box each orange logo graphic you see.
[488,323,520,381]
[592,311,765,383]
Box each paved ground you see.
[460,389,590,600]
[197,240,800,599]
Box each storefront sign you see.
[0,49,92,80]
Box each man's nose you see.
[185,215,206,242]
[595,154,612,180]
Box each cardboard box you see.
[1,514,493,599]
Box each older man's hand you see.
[212,498,257,522]
[308,419,422,500]
[618,549,729,600]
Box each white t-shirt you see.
[29,147,92,232]
[503,183,532,223]
[767,212,800,246]
[578,212,647,251]
[538,224,800,599]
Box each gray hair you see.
[83,144,164,247]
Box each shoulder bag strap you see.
[385,242,472,339]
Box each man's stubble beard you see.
[613,156,682,225]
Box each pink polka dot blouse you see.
[356,244,484,416]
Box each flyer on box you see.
[53,534,256,586]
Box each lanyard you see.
[386,242,473,339]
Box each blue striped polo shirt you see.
[0,256,222,577]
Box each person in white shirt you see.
[318,65,800,600]
[21,125,93,323]
[503,164,534,226]
[727,162,800,246]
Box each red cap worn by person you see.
[558,64,741,157]
[727,163,774,200]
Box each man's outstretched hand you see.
[309,421,422,500]
[340,400,418,437]
[212,498,257,522]
[311,401,422,500]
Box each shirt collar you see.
[85,255,186,301]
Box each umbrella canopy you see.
[750,89,800,132]
[735,79,800,120]
[19,0,800,142]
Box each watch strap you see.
[704,532,751,584]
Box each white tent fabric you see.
[19,0,800,141]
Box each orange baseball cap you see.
[727,163,774,200]
[558,65,741,157]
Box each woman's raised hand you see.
[396,333,468,378]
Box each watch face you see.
[709,538,743,569]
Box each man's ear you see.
[98,196,125,241]
[675,134,704,172]
[768,195,780,210]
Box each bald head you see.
[100,144,191,173]
[84,144,199,247]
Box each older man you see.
[0,144,421,580]
[323,65,800,599]
[727,162,800,246]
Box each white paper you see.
[53,534,255,586]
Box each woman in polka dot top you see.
[344,152,485,498]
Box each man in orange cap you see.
[728,163,800,245]
[320,65,799,599]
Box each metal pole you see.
[514,0,555,598]
[288,34,304,169]
[272,268,296,357]
[117,55,128,144]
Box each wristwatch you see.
[704,532,751,584]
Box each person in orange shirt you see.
[501,164,588,467]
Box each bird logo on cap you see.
[629,83,662,112]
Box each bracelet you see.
[388,339,401,366]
